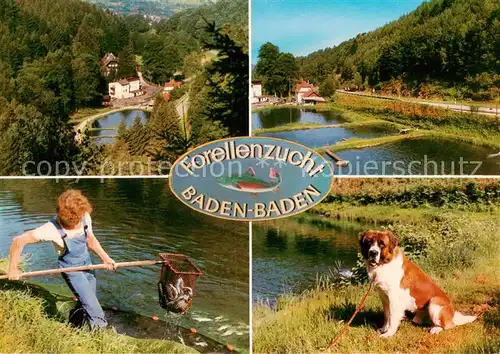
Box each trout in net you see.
[158,253,202,314]
[166,277,193,313]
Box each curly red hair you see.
[56,189,92,228]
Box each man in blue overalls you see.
[8,189,116,330]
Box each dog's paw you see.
[379,330,396,338]
[378,324,389,334]
[429,326,443,335]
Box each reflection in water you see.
[252,108,345,130]
[265,125,395,148]
[265,229,288,251]
[89,109,149,144]
[252,218,366,301]
[333,138,500,175]
[0,179,249,349]
[254,108,499,175]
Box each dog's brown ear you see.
[358,231,367,244]
[388,231,398,251]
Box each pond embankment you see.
[253,179,500,354]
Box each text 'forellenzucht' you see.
[169,137,334,221]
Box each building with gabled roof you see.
[100,53,119,77]
[163,79,183,92]
[109,77,143,100]
[295,80,316,93]
[295,80,326,105]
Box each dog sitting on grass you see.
[359,230,476,338]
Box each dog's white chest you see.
[368,254,417,312]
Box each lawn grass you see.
[253,179,500,354]
[254,262,499,354]
[88,126,119,131]
[0,288,196,354]
[69,107,112,124]
[0,261,196,353]
[254,123,341,135]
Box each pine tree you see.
[72,14,103,58]
[118,41,137,78]
[117,119,128,140]
[203,22,249,136]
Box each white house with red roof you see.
[164,79,183,93]
[295,80,326,105]
[109,77,143,100]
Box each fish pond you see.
[254,108,500,175]
[88,109,149,144]
[252,217,367,302]
[252,107,345,130]
[0,179,249,351]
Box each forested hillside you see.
[141,0,248,84]
[297,0,499,101]
[86,0,215,18]
[0,0,130,175]
[0,0,248,175]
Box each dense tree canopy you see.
[141,0,248,85]
[254,43,298,97]
[0,0,248,175]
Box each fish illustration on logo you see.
[216,167,281,195]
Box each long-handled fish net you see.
[158,253,203,314]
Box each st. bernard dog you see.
[359,230,476,337]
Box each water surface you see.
[252,108,345,130]
[252,218,365,301]
[254,108,499,175]
[89,109,149,144]
[265,125,394,148]
[332,138,500,175]
[0,179,249,349]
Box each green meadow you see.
[253,179,500,353]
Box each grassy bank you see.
[253,98,500,151]
[317,132,428,153]
[0,261,196,353]
[69,107,113,124]
[253,179,500,353]
[252,104,321,113]
[254,120,404,135]
[336,95,500,149]
[348,90,500,109]
[254,123,341,135]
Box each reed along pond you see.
[89,109,149,144]
[253,108,499,175]
[0,179,249,349]
[252,218,365,302]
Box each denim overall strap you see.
[50,217,107,329]
[51,218,92,268]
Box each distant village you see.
[100,52,184,107]
[251,80,326,107]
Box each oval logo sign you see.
[169,137,333,221]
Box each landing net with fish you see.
[158,253,203,314]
